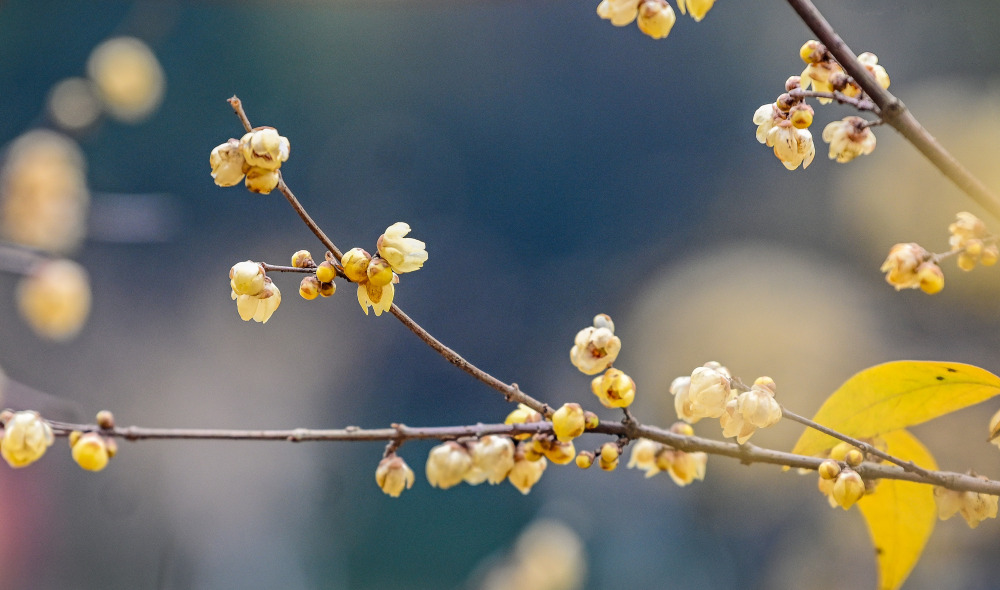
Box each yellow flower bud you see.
[1,411,54,468]
[636,0,676,40]
[591,368,636,409]
[465,435,515,485]
[230,261,265,296]
[818,459,841,480]
[584,411,600,430]
[244,166,280,194]
[425,442,472,490]
[832,469,865,510]
[789,104,814,129]
[799,40,824,64]
[844,448,864,467]
[375,455,415,498]
[341,248,372,283]
[600,442,620,465]
[17,259,91,341]
[829,441,854,462]
[917,263,944,295]
[576,451,595,469]
[96,410,115,430]
[544,440,576,465]
[299,276,320,300]
[71,432,110,472]
[291,250,315,268]
[505,404,543,440]
[316,261,338,284]
[319,281,336,297]
[552,403,586,442]
[366,257,395,287]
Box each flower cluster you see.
[670,363,782,443]
[753,41,890,170]
[879,243,943,294]
[229,261,281,323]
[627,425,708,486]
[210,127,290,194]
[948,212,998,271]
[596,0,714,40]
[934,476,999,528]
[570,314,622,375]
[417,435,546,495]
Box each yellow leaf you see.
[792,361,1000,457]
[857,430,938,590]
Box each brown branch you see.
[787,89,876,112]
[785,0,1000,221]
[227,96,550,417]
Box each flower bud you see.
[1,411,54,468]
[375,454,415,497]
[636,0,676,40]
[299,276,320,300]
[318,281,336,298]
[291,250,315,268]
[341,248,372,283]
[880,243,931,291]
[785,76,801,91]
[425,441,472,490]
[552,403,586,442]
[799,40,825,64]
[505,403,543,440]
[316,261,338,284]
[844,448,864,467]
[686,364,731,419]
[544,440,576,465]
[244,167,280,194]
[818,459,841,480]
[832,469,865,510]
[509,445,546,494]
[96,410,115,430]
[789,104,814,129]
[917,263,944,295]
[584,411,599,430]
[366,257,395,287]
[627,438,662,477]
[576,451,595,469]
[17,259,92,341]
[71,432,110,472]
[599,442,620,471]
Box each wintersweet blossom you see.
[636,0,676,39]
[676,0,715,21]
[686,363,732,420]
[377,222,428,273]
[627,438,662,478]
[880,243,944,294]
[240,128,290,171]
[752,104,781,144]
[857,52,890,89]
[232,281,281,323]
[934,481,998,528]
[822,117,876,163]
[552,403,586,442]
[210,139,245,187]
[357,281,394,316]
[570,314,622,375]
[800,61,842,104]
[1,411,54,468]
[765,121,815,170]
[719,377,782,444]
[426,442,472,489]
[948,212,998,270]
[591,368,636,408]
[465,435,516,485]
[16,259,92,341]
[655,448,707,486]
[71,432,110,472]
[376,455,415,497]
[230,261,265,296]
[596,0,640,26]
[832,469,865,510]
[509,445,547,494]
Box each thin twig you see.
[785,0,1000,221]
[227,96,550,416]
[787,89,876,111]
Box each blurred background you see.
[2,0,1000,588]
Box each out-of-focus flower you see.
[685,362,732,420]
[627,438,662,477]
[377,223,427,273]
[596,0,640,26]
[426,441,472,489]
[1,411,54,468]
[800,61,842,104]
[375,454,415,497]
[880,243,943,294]
[86,37,165,122]
[656,448,707,486]
[636,0,676,39]
[505,403,544,440]
[47,77,102,131]
[934,480,998,528]
[240,128,290,171]
[822,117,877,163]
[989,408,1000,449]
[719,376,782,444]
[466,435,516,485]
[598,442,620,471]
[832,469,865,510]
[765,121,815,170]
[591,368,636,408]
[357,281,394,316]
[71,432,110,472]
[509,445,547,494]
[210,139,246,187]
[948,212,999,271]
[17,259,91,341]
[676,0,715,21]
[570,314,622,375]
[0,130,89,253]
[857,52,890,90]
[477,519,586,590]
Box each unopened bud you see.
[844,448,864,467]
[576,451,595,469]
[316,261,338,284]
[96,410,115,430]
[299,276,320,300]
[318,281,335,297]
[291,250,315,268]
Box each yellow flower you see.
[377,223,428,274]
[86,37,165,122]
[676,0,715,21]
[425,442,472,489]
[505,403,543,440]
[232,281,281,323]
[1,411,54,468]
[230,261,265,296]
[551,403,586,442]
[832,469,865,510]
[375,455,415,497]
[17,259,92,342]
[857,52,890,90]
[821,117,876,163]
[656,449,707,486]
[627,438,662,477]
[596,0,640,26]
[800,61,843,104]
[244,166,280,194]
[765,121,815,170]
[465,435,515,485]
[239,128,290,171]
[71,432,110,472]
[357,281,394,316]
[752,104,781,144]
[509,445,547,494]
[591,368,636,408]
[720,377,782,444]
[570,314,622,375]
[934,482,998,528]
[209,139,246,187]
[636,0,676,39]
[686,363,732,419]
